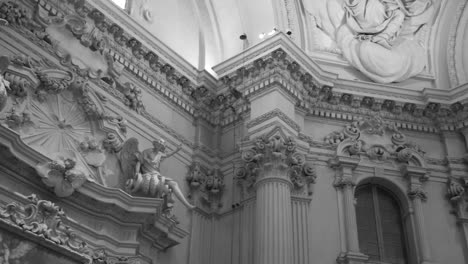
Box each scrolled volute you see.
[0,194,89,255]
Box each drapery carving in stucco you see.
[304,0,437,83]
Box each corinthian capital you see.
[237,134,315,195]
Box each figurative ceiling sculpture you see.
[304,0,437,83]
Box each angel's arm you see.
[165,144,182,159]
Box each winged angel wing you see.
[119,138,140,181]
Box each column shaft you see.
[255,179,293,264]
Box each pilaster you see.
[403,165,436,264]
[331,156,369,264]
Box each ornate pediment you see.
[325,115,426,167]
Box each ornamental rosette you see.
[241,149,256,163]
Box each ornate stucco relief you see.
[325,115,426,166]
[0,194,90,259]
[303,0,438,83]
[186,162,225,211]
[0,55,130,196]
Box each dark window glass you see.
[355,184,407,264]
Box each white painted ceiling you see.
[112,0,468,90]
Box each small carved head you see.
[153,138,166,151]
[64,158,76,170]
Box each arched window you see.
[355,184,408,264]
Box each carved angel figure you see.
[35,153,88,197]
[305,0,436,83]
[120,138,195,210]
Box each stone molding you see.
[246,108,301,132]
[3,1,468,133]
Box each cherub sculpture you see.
[120,138,195,210]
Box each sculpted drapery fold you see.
[306,0,436,83]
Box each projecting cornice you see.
[1,0,468,132]
[211,34,468,131]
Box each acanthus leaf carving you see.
[238,133,316,196]
[186,162,225,211]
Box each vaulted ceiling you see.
[115,0,467,90]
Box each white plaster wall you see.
[424,181,466,264]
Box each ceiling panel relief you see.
[0,55,130,195]
[303,0,439,83]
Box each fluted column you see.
[404,166,435,264]
[254,167,293,264]
[238,135,310,264]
